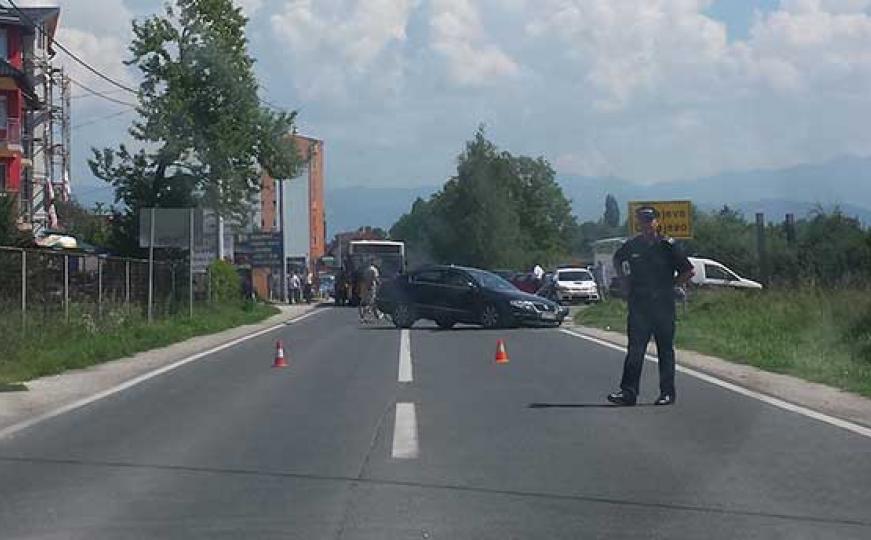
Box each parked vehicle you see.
[343,240,406,305]
[378,265,569,329]
[539,267,600,304]
[688,258,763,289]
[511,272,542,294]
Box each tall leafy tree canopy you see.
[89,0,302,254]
[391,128,577,269]
[603,194,620,229]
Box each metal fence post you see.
[21,249,26,330]
[98,257,103,319]
[148,207,155,323]
[64,254,70,323]
[125,260,130,308]
[170,263,177,314]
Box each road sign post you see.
[627,200,693,239]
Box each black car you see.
[377,265,569,329]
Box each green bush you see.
[848,308,871,363]
[209,259,241,304]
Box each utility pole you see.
[278,178,287,303]
[756,213,768,286]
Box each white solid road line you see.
[559,328,871,440]
[398,329,413,383]
[391,402,419,459]
[0,308,330,441]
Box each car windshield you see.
[558,271,593,282]
[466,268,517,291]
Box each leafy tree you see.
[603,194,620,229]
[391,128,576,269]
[0,195,29,247]
[55,199,111,247]
[89,0,303,254]
[798,209,871,286]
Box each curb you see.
[562,320,871,431]
[0,303,328,437]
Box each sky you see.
[16,0,871,205]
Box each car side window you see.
[414,270,443,284]
[443,271,471,287]
[705,265,729,280]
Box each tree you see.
[55,199,111,247]
[89,0,303,254]
[0,195,29,247]
[391,128,576,269]
[603,194,620,229]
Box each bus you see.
[342,240,406,305]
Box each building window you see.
[0,29,7,59]
[0,163,7,191]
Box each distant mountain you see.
[326,185,438,237]
[559,155,871,224]
[326,155,871,236]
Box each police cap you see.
[635,206,659,222]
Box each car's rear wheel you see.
[481,304,502,329]
[392,303,416,329]
[435,316,455,330]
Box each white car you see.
[688,258,763,289]
[549,268,600,303]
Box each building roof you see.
[0,6,60,43]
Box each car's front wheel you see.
[392,303,416,329]
[480,304,502,329]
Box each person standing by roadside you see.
[289,272,302,304]
[607,206,694,406]
[304,269,314,303]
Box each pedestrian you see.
[607,206,694,406]
[290,272,302,304]
[304,269,314,303]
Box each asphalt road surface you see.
[1,307,870,539]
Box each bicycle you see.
[358,283,383,324]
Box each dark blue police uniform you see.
[611,232,692,405]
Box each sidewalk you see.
[0,303,324,435]
[563,320,871,429]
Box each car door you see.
[409,269,444,318]
[704,264,731,287]
[440,269,480,321]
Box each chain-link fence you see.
[0,246,213,333]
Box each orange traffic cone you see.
[494,339,510,364]
[273,340,289,368]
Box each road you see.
[1,306,870,539]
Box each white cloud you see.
[429,0,519,86]
[270,0,416,101]
[18,0,136,111]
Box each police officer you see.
[607,206,694,406]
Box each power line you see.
[6,0,138,95]
[69,78,138,107]
[72,108,136,130]
[71,87,130,100]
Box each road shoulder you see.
[564,321,871,430]
[0,303,325,434]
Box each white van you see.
[688,258,763,289]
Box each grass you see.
[575,288,871,398]
[0,301,280,386]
